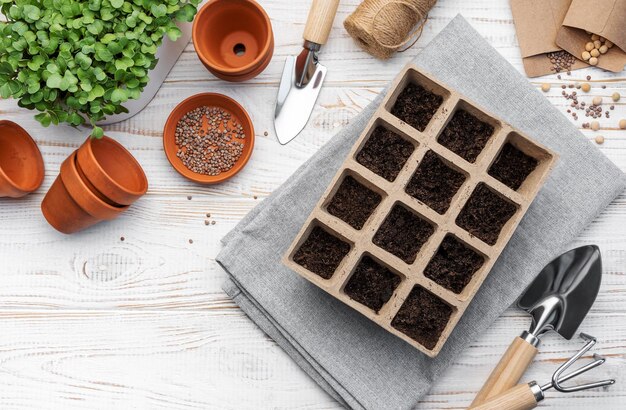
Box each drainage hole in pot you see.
[233,43,246,56]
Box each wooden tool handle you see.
[303,0,340,45]
[469,384,539,410]
[471,336,538,406]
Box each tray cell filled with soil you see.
[343,255,402,313]
[373,203,435,264]
[284,64,557,357]
[488,132,553,195]
[386,69,449,132]
[355,124,416,182]
[391,285,453,350]
[405,150,466,214]
[424,235,485,295]
[325,174,383,230]
[292,225,351,280]
[437,101,499,163]
[456,183,518,246]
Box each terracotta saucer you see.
[163,93,255,184]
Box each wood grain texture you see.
[0,0,624,408]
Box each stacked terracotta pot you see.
[192,0,274,82]
[42,136,148,234]
[0,120,44,198]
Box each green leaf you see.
[35,112,52,127]
[166,25,181,41]
[175,4,197,22]
[91,126,104,138]
[110,88,127,103]
[150,3,167,17]
[110,0,124,8]
[46,73,63,89]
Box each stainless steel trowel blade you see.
[518,245,602,340]
[274,56,327,145]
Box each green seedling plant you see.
[0,0,200,138]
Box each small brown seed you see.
[581,83,591,92]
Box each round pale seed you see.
[590,120,600,131]
[541,83,551,92]
[619,119,626,129]
[589,57,599,66]
[595,135,604,144]
[590,48,600,58]
[591,34,600,41]
[585,42,595,51]
[599,45,608,54]
[606,40,614,48]
[611,92,621,102]
[593,40,602,49]
[581,83,591,92]
[582,51,591,61]
[592,96,602,106]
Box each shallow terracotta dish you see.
[76,135,148,206]
[163,93,254,184]
[0,120,44,198]
[41,151,127,234]
[193,0,273,80]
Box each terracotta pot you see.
[193,0,273,81]
[41,151,128,234]
[76,136,148,206]
[163,93,255,184]
[0,120,44,198]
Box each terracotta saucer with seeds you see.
[163,93,255,184]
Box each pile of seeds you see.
[547,51,576,73]
[175,106,245,176]
[581,33,614,66]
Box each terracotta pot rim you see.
[77,135,148,201]
[60,151,128,219]
[0,120,45,194]
[192,0,273,75]
[163,92,255,185]
[205,36,274,82]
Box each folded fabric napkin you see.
[217,15,626,410]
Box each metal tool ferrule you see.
[303,40,321,51]
[528,381,545,402]
[520,330,540,347]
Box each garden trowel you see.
[472,245,603,406]
[274,0,340,145]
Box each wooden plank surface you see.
[0,0,624,408]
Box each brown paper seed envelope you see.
[556,0,626,72]
[510,0,588,77]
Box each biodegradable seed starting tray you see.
[283,64,557,356]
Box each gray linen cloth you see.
[217,15,626,410]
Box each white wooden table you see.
[0,1,624,408]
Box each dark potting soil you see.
[293,226,350,279]
[405,150,466,214]
[356,126,415,182]
[438,109,494,163]
[344,255,401,312]
[456,183,517,245]
[488,143,538,190]
[424,236,484,294]
[327,175,382,230]
[391,286,452,350]
[373,204,434,264]
[390,83,443,132]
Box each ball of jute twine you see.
[344,0,437,59]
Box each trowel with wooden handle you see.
[471,245,603,406]
[274,0,340,145]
